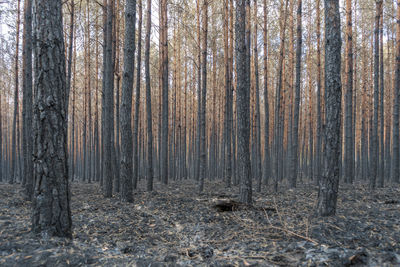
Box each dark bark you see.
[22,0,33,198]
[198,0,208,193]
[224,0,232,188]
[344,0,354,184]
[370,1,382,190]
[317,0,342,216]
[236,0,252,205]
[11,0,21,184]
[133,0,142,190]
[120,0,137,202]
[254,0,262,192]
[316,0,322,185]
[103,0,115,197]
[393,0,400,184]
[145,0,153,191]
[160,0,169,185]
[274,0,288,192]
[378,11,384,187]
[32,0,72,237]
[263,0,270,186]
[290,0,302,188]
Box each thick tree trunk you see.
[32,0,72,237]
[120,0,136,202]
[236,0,252,205]
[317,0,342,216]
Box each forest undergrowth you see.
[0,180,400,266]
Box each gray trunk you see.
[32,0,72,237]
[145,0,154,191]
[22,0,33,198]
[133,0,142,190]
[392,0,400,184]
[120,0,136,202]
[290,0,302,188]
[236,0,252,205]
[102,0,115,197]
[317,0,342,216]
[198,0,208,193]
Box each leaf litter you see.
[0,180,399,266]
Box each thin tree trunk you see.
[133,0,142,189]
[316,0,322,185]
[160,0,169,185]
[290,0,301,188]
[145,0,153,191]
[22,0,33,198]
[103,0,115,197]
[344,0,354,184]
[263,0,270,186]
[392,0,400,184]
[198,0,208,193]
[370,0,382,190]
[11,0,21,184]
[378,10,384,187]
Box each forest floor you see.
[0,179,400,267]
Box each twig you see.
[262,207,319,245]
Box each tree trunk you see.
[253,0,262,192]
[145,0,154,191]
[224,0,232,188]
[120,0,136,202]
[32,0,72,237]
[274,0,288,192]
[317,0,342,216]
[160,0,169,185]
[103,0,115,197]
[370,0,382,190]
[316,0,322,185]
[198,0,208,193]
[236,0,252,205]
[263,0,270,186]
[344,0,354,184]
[378,10,384,187]
[11,0,21,184]
[22,0,33,198]
[133,0,142,189]
[290,0,301,188]
[393,0,400,184]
